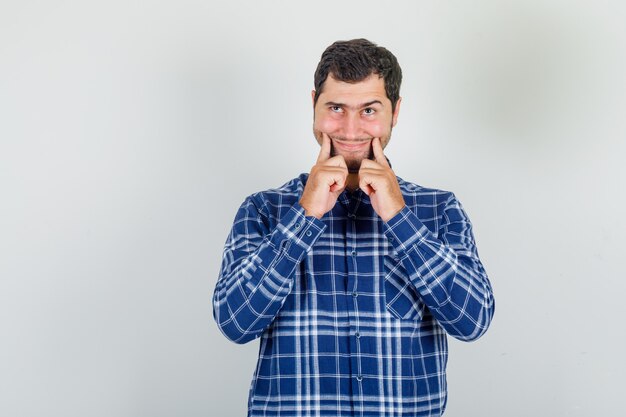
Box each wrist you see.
[299,200,322,219]
[382,203,405,222]
[305,210,323,219]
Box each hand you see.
[358,138,405,222]
[299,133,349,219]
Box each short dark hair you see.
[313,38,402,112]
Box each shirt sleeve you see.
[382,193,495,341]
[212,196,327,344]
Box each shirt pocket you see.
[383,255,426,321]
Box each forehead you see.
[319,74,389,105]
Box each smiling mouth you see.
[329,139,375,173]
[332,139,371,152]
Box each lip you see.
[334,140,370,152]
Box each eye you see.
[330,105,343,113]
[362,107,375,115]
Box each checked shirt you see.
[213,173,495,417]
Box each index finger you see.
[316,132,331,163]
[372,138,390,167]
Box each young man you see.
[213,39,495,417]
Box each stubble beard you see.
[329,138,374,173]
[313,126,393,173]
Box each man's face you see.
[312,74,401,173]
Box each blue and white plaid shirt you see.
[213,172,495,417]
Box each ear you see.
[311,90,316,108]
[391,97,402,127]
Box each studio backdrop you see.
[1,1,625,416]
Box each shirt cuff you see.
[382,205,433,253]
[268,203,326,258]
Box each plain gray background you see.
[1,1,625,416]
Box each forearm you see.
[213,201,326,344]
[384,204,495,341]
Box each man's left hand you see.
[358,138,406,222]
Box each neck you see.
[345,173,360,192]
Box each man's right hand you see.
[299,133,348,219]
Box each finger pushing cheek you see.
[372,138,390,167]
[317,134,332,163]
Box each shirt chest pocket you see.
[383,255,427,321]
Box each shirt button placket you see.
[346,210,363,393]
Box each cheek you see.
[314,114,340,132]
[364,121,387,137]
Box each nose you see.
[340,112,364,140]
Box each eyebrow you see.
[324,100,383,110]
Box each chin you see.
[345,155,369,173]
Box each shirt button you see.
[352,292,358,298]
[355,332,361,338]
[356,375,363,382]
[294,222,301,229]
[351,250,357,257]
[306,230,312,237]
[389,237,395,242]
[348,213,356,219]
